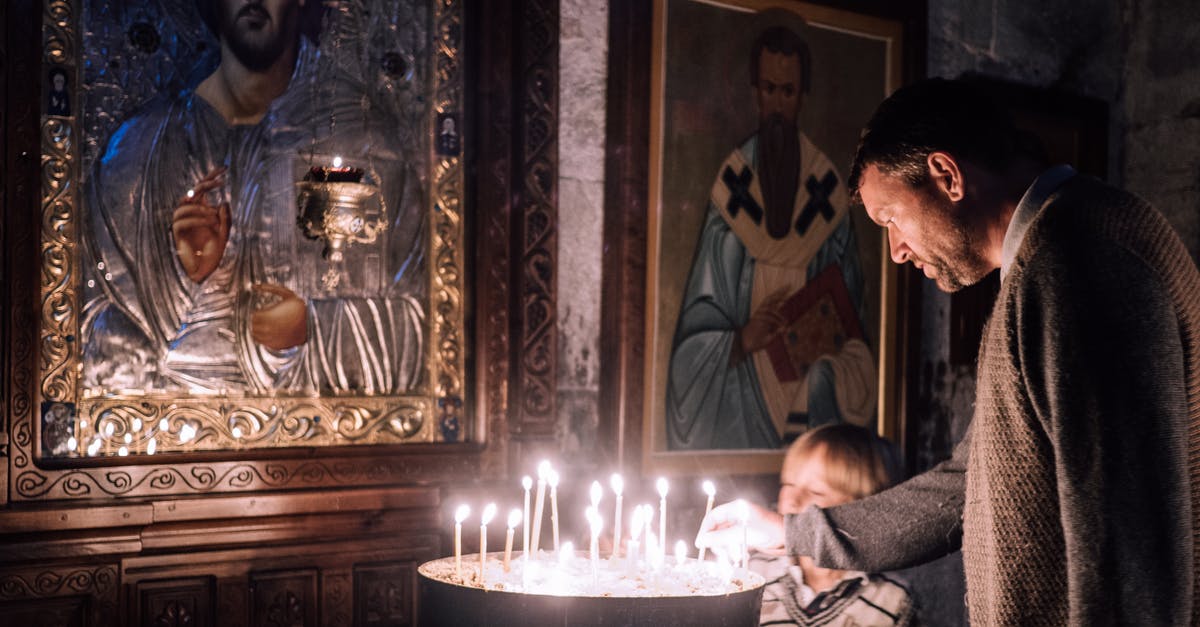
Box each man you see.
[83,0,426,395]
[699,78,1200,625]
[666,26,876,450]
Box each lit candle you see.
[505,508,521,572]
[627,505,645,574]
[549,469,561,552]
[675,539,688,566]
[522,475,532,564]
[646,531,660,570]
[656,478,669,561]
[587,506,603,585]
[480,503,497,586]
[333,155,344,168]
[589,480,603,512]
[610,473,624,559]
[736,499,749,569]
[454,504,470,579]
[531,461,549,555]
[698,479,716,562]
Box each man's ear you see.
[927,152,964,202]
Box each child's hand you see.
[694,500,785,553]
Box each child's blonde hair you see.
[785,424,902,499]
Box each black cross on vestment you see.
[795,170,838,236]
[722,165,764,224]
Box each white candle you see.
[736,499,749,569]
[698,479,716,561]
[480,503,497,585]
[505,508,521,572]
[332,155,344,168]
[549,469,561,552]
[454,504,470,579]
[531,461,549,554]
[587,506,603,585]
[522,475,532,564]
[610,473,624,559]
[675,539,688,566]
[627,505,645,574]
[656,478,669,561]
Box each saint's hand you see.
[250,284,308,350]
[173,167,230,283]
[738,288,792,355]
[694,500,785,554]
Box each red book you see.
[764,263,864,383]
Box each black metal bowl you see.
[417,554,764,626]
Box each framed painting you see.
[641,0,906,475]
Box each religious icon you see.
[646,0,901,463]
[437,112,461,156]
[47,67,71,116]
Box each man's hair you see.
[785,423,902,500]
[196,0,326,44]
[749,26,811,94]
[847,77,1047,200]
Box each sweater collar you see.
[1001,165,1077,280]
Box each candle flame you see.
[147,438,157,455]
[537,460,551,479]
[630,507,645,540]
[455,504,471,523]
[703,480,716,497]
[610,473,624,495]
[332,155,343,168]
[522,475,533,490]
[559,541,574,566]
[657,477,669,498]
[186,189,195,198]
[482,503,497,526]
[675,540,688,565]
[590,481,603,507]
[547,469,560,488]
[507,508,522,529]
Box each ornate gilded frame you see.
[4,0,561,501]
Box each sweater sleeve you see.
[1015,237,1191,626]
[785,427,967,572]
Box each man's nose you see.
[888,228,908,264]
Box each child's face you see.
[777,448,854,515]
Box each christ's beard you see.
[757,114,801,240]
[223,7,295,73]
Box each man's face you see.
[860,164,992,292]
[755,50,803,127]
[217,0,302,72]
[777,446,853,515]
[53,73,65,91]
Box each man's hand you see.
[694,500,785,553]
[250,284,308,350]
[173,167,230,283]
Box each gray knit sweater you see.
[787,175,1200,625]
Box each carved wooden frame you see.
[2,0,559,502]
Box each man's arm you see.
[786,427,967,572]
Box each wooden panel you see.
[0,596,87,627]
[136,576,213,627]
[354,562,414,627]
[250,569,317,627]
[321,569,352,627]
[216,578,249,627]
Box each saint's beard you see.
[757,114,801,240]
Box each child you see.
[750,424,915,626]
